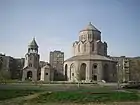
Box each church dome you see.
[28,38,38,48]
[81,22,100,32]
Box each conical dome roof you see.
[28,37,38,48]
[82,22,100,32]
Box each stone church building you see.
[64,22,117,83]
[22,38,53,82]
[22,38,40,81]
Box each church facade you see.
[64,22,117,83]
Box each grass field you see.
[0,84,140,105]
[0,89,41,100]
[27,89,140,104]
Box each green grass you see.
[0,89,41,100]
[29,90,140,103]
[0,84,140,104]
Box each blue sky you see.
[0,0,139,61]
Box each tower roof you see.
[81,22,100,32]
[28,37,38,48]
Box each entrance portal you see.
[80,63,86,80]
[65,64,68,80]
[27,71,32,80]
[93,75,97,81]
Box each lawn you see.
[0,89,41,100]
[27,88,140,104]
[0,84,140,104]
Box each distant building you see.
[14,58,24,79]
[109,56,130,82]
[49,51,64,80]
[0,54,24,79]
[0,54,16,78]
[129,57,140,82]
[109,56,140,82]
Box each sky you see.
[0,0,139,61]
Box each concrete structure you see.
[50,51,64,80]
[0,53,24,79]
[109,56,140,83]
[129,57,140,82]
[40,63,54,82]
[109,56,130,83]
[22,38,40,81]
[64,22,117,83]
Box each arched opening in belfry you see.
[27,71,32,80]
[103,64,109,82]
[80,63,86,80]
[92,63,98,81]
[70,63,75,81]
[65,64,68,80]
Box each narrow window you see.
[29,63,32,67]
[78,44,80,52]
[84,44,86,52]
[92,43,94,51]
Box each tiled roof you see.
[82,22,100,32]
[28,38,38,48]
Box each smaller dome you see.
[81,22,100,32]
[28,37,38,48]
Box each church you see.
[22,38,54,82]
[22,22,118,83]
[64,22,117,83]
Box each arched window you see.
[84,44,86,52]
[92,64,98,74]
[27,71,32,79]
[92,43,94,51]
[30,56,32,60]
[78,44,80,52]
[80,63,86,80]
[29,63,32,67]
[89,34,92,40]
[65,64,68,80]
[70,63,75,80]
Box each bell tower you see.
[22,38,40,81]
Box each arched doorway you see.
[65,64,68,80]
[92,64,98,81]
[70,63,75,81]
[103,64,109,82]
[80,63,86,80]
[27,71,32,80]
